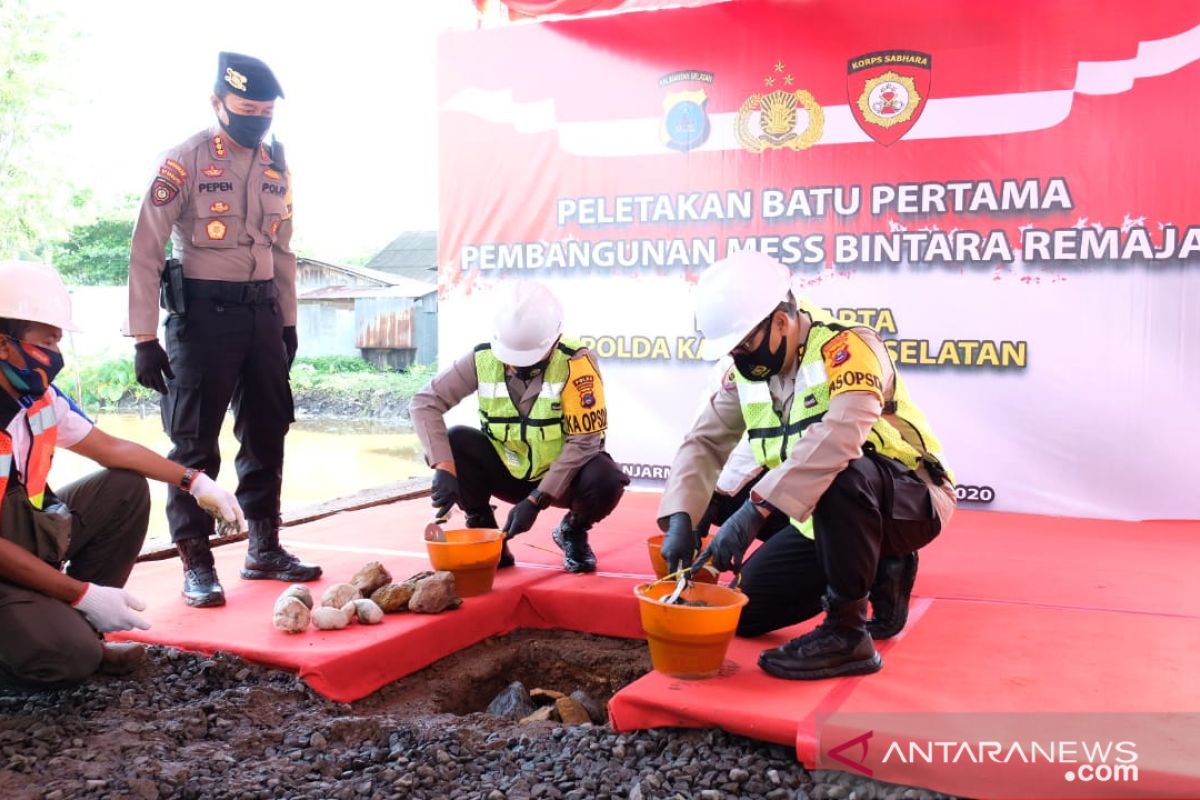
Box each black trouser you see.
[700,471,793,541]
[736,453,942,637]
[0,469,150,688]
[161,282,293,543]
[447,426,628,529]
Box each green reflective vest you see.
[475,338,581,481]
[735,309,953,538]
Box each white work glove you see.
[72,583,151,633]
[189,473,248,533]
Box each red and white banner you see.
[437,0,1200,521]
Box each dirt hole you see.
[357,629,652,721]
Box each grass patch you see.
[58,356,435,414]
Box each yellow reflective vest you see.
[474,338,581,481]
[734,310,952,538]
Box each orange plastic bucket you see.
[425,528,504,597]
[634,581,749,679]
[646,534,718,583]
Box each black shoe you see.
[498,540,515,569]
[241,548,323,582]
[551,518,596,574]
[758,591,882,680]
[242,518,323,581]
[867,552,919,640]
[182,566,226,608]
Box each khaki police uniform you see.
[126,108,294,546]
[660,308,955,637]
[411,345,628,529]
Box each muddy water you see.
[50,411,430,549]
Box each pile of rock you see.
[272,561,463,633]
[486,681,607,726]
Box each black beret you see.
[216,51,284,101]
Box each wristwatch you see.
[750,491,777,516]
[529,488,552,510]
[180,468,200,493]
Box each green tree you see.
[53,216,135,285]
[0,0,74,260]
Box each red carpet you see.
[116,492,1200,798]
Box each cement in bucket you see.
[634,581,749,679]
[426,528,504,597]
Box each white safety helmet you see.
[491,280,564,366]
[0,261,80,332]
[694,250,791,359]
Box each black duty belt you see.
[184,278,277,305]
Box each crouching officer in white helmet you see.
[411,281,629,573]
[658,251,955,680]
[0,262,246,687]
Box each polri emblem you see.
[206,220,227,240]
[847,50,932,146]
[736,61,824,153]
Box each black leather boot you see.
[241,518,322,581]
[177,536,225,608]
[867,552,919,640]
[551,513,597,574]
[467,510,513,569]
[757,590,882,680]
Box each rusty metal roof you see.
[298,276,437,301]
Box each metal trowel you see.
[665,549,714,604]
[424,506,453,542]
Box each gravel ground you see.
[0,631,957,800]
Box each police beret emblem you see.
[151,177,178,207]
[224,67,248,92]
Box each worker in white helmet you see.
[658,251,956,680]
[410,280,629,573]
[0,261,245,688]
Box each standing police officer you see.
[126,52,320,608]
[410,281,629,573]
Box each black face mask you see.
[732,317,786,381]
[221,103,272,148]
[513,358,550,382]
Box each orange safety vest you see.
[0,391,59,515]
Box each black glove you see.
[502,497,540,539]
[660,512,699,573]
[430,468,460,511]
[707,500,767,573]
[282,326,298,367]
[133,340,174,395]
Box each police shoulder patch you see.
[150,177,179,207]
[822,330,884,401]
[561,356,608,435]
